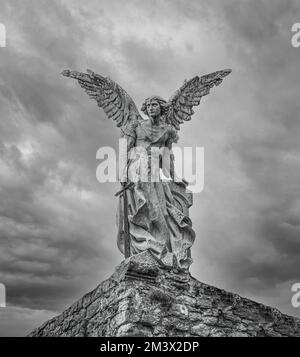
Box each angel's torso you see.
[135,118,176,149]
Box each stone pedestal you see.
[29,251,300,337]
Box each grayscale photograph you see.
[0,0,299,344]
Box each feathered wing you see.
[166,69,232,130]
[61,69,142,136]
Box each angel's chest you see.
[136,121,170,144]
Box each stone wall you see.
[29,251,300,337]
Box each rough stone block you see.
[29,250,300,337]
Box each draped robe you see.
[117,118,195,271]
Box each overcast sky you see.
[0,0,300,336]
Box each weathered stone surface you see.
[63,68,233,272]
[29,251,300,337]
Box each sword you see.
[115,181,135,258]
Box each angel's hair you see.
[141,96,169,117]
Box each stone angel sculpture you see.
[62,68,231,271]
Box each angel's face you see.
[146,100,161,119]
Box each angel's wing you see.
[61,69,142,135]
[166,69,232,130]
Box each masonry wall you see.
[29,251,300,337]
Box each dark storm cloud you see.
[0,0,123,334]
[221,0,300,285]
[0,307,56,336]
[179,0,300,314]
[3,0,85,65]
[119,38,176,87]
[1,68,67,125]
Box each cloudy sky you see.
[0,0,300,336]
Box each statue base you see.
[29,251,300,337]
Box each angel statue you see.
[62,68,231,271]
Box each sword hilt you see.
[114,181,135,197]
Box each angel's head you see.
[141,96,169,120]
